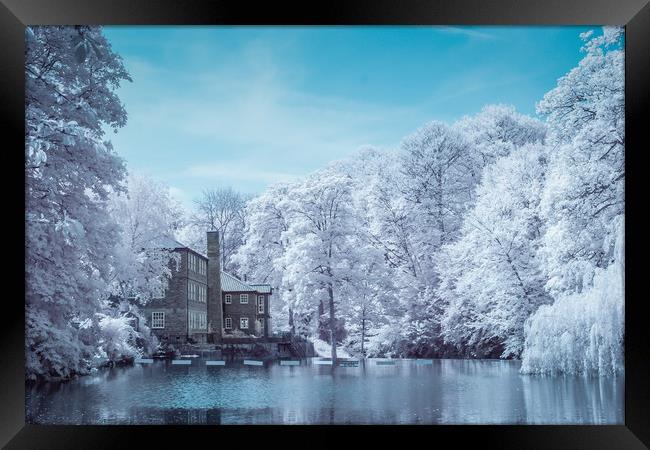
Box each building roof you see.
[146,236,207,257]
[144,235,187,250]
[221,271,272,295]
[250,284,272,294]
[221,271,256,292]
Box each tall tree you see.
[232,184,292,330]
[438,144,551,358]
[189,187,248,272]
[280,167,359,360]
[536,27,624,296]
[373,122,478,356]
[107,172,183,304]
[25,26,131,379]
[520,27,625,375]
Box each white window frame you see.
[258,295,264,313]
[240,294,249,304]
[225,317,232,329]
[225,294,232,304]
[240,317,249,329]
[152,312,165,329]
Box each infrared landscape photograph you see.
[25,25,624,425]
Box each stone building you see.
[142,231,271,344]
[221,272,272,339]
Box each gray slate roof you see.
[250,284,272,294]
[221,271,271,295]
[221,271,256,292]
[144,235,187,250]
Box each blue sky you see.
[103,26,593,207]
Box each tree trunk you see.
[328,283,337,361]
[361,314,366,358]
[437,175,446,245]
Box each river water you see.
[26,358,623,425]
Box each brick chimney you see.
[207,231,222,342]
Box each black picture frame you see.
[2,0,648,448]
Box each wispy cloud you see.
[104,25,587,200]
[115,38,419,183]
[437,26,499,41]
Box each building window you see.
[152,312,165,329]
[225,317,232,329]
[189,281,196,302]
[225,294,232,304]
[258,295,264,313]
[240,294,249,304]
[240,317,249,329]
[188,282,206,303]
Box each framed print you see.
[1,0,649,448]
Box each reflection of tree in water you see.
[521,374,623,424]
[26,358,623,425]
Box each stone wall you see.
[142,248,209,344]
[207,231,223,341]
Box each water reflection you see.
[26,358,623,425]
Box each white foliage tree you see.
[279,167,360,360]
[454,104,546,166]
[521,217,624,375]
[439,144,552,358]
[536,26,624,296]
[108,173,183,304]
[232,184,293,331]
[25,26,131,380]
[519,27,625,375]
[100,173,184,361]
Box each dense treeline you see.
[234,27,624,375]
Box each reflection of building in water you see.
[128,408,222,425]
